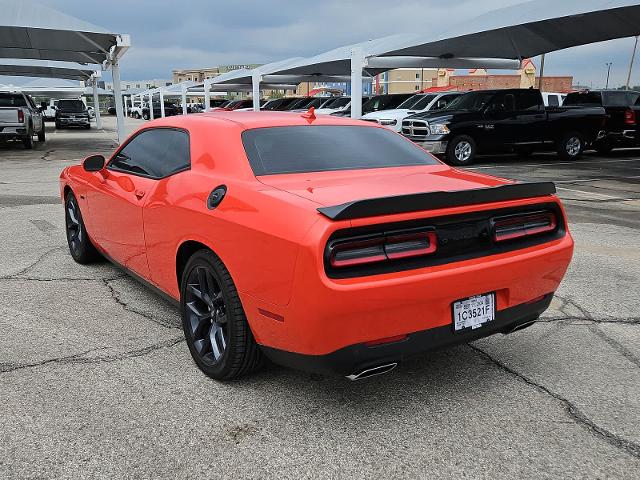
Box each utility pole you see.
[605,62,613,89]
[626,36,639,90]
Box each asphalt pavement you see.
[1,116,639,479]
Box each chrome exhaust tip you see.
[346,363,397,381]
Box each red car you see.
[60,111,574,381]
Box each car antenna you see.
[301,106,316,121]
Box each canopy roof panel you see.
[0,0,121,64]
[0,64,95,80]
[381,0,640,59]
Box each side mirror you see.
[83,154,106,172]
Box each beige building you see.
[377,68,439,94]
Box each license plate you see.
[452,293,495,332]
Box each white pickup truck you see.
[0,91,45,149]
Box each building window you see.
[415,73,420,79]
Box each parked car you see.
[207,99,229,110]
[142,102,179,120]
[362,92,463,132]
[331,94,411,117]
[41,99,59,121]
[563,89,640,154]
[108,105,117,115]
[542,92,566,107]
[288,97,339,112]
[0,91,45,148]
[55,99,91,129]
[87,106,96,119]
[262,97,301,111]
[402,88,606,165]
[60,111,573,380]
[314,96,351,115]
[210,99,255,111]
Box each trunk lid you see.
[0,108,20,124]
[257,165,508,207]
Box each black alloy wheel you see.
[181,250,262,380]
[64,192,100,264]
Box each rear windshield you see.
[0,93,26,107]
[242,125,439,175]
[57,99,86,111]
[564,92,603,106]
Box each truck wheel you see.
[557,132,585,161]
[142,112,149,120]
[55,121,61,129]
[446,135,476,166]
[134,112,140,119]
[38,126,46,142]
[85,124,91,130]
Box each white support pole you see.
[111,61,126,143]
[252,71,261,111]
[204,79,211,112]
[149,91,154,120]
[124,96,128,117]
[160,89,165,117]
[627,36,639,90]
[350,47,364,119]
[92,78,102,129]
[181,83,187,115]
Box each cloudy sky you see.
[8,0,640,88]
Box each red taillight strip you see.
[493,211,557,242]
[329,230,437,268]
[625,109,636,125]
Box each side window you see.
[488,92,516,113]
[547,95,560,107]
[109,128,190,179]
[516,90,543,111]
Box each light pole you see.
[605,62,613,89]
[626,36,638,90]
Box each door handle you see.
[135,189,145,199]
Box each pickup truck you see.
[564,89,640,154]
[141,102,179,119]
[0,91,45,149]
[402,88,606,165]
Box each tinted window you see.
[57,100,86,111]
[564,92,603,106]
[444,91,494,111]
[0,93,27,107]
[399,94,436,110]
[516,90,542,111]
[602,91,632,107]
[109,128,190,179]
[488,92,516,113]
[242,126,439,175]
[547,95,560,107]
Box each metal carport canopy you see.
[0,63,95,81]
[267,0,640,118]
[0,0,131,141]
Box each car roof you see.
[143,110,376,130]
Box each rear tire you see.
[180,250,263,380]
[22,129,34,149]
[55,121,61,129]
[64,192,101,264]
[38,126,45,142]
[446,135,476,166]
[557,132,585,161]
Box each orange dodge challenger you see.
[59,110,573,381]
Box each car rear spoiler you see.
[317,182,557,221]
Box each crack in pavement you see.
[468,344,640,460]
[588,325,640,369]
[539,316,640,325]
[0,275,126,283]
[0,246,66,279]
[0,336,185,373]
[101,278,180,330]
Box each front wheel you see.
[445,135,477,166]
[65,192,101,264]
[557,132,585,161]
[180,250,262,380]
[142,113,149,120]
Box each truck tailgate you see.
[0,108,19,124]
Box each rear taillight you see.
[625,109,636,125]
[17,110,24,123]
[492,211,557,243]
[329,230,437,268]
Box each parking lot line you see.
[556,186,629,200]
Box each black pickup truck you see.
[402,89,605,165]
[564,89,640,154]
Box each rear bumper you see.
[0,126,27,138]
[262,294,553,376]
[57,117,89,126]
